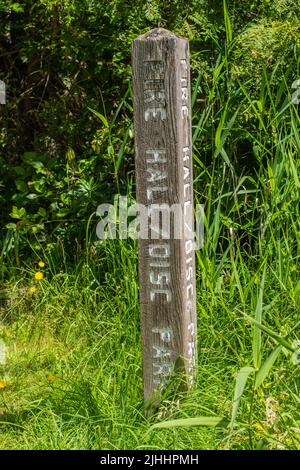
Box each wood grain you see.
[132,28,197,403]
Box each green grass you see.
[0,229,299,449]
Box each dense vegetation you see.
[0,0,299,450]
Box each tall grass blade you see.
[230,366,255,432]
[253,267,266,369]
[239,311,296,352]
[150,416,227,431]
[223,0,232,45]
[255,345,282,389]
[87,107,109,128]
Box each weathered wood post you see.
[132,28,197,404]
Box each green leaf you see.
[150,416,227,431]
[255,346,282,389]
[288,152,300,188]
[215,102,228,148]
[66,147,76,161]
[32,178,46,193]
[223,0,232,44]
[237,80,267,132]
[8,3,24,13]
[239,310,295,352]
[13,166,26,176]
[253,266,266,369]
[230,366,255,432]
[26,193,39,200]
[30,161,44,170]
[214,104,239,169]
[191,71,202,109]
[22,152,38,163]
[31,224,44,234]
[88,107,109,128]
[56,209,70,217]
[5,223,17,231]
[212,60,225,89]
[15,180,28,192]
[294,280,300,307]
[256,100,263,113]
[10,206,26,219]
[115,126,130,174]
[38,207,47,218]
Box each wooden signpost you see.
[132,28,197,404]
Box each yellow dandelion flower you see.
[38,261,45,268]
[0,380,7,389]
[34,271,43,281]
[29,286,37,294]
[254,423,264,431]
[47,375,56,382]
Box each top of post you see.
[134,28,185,42]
